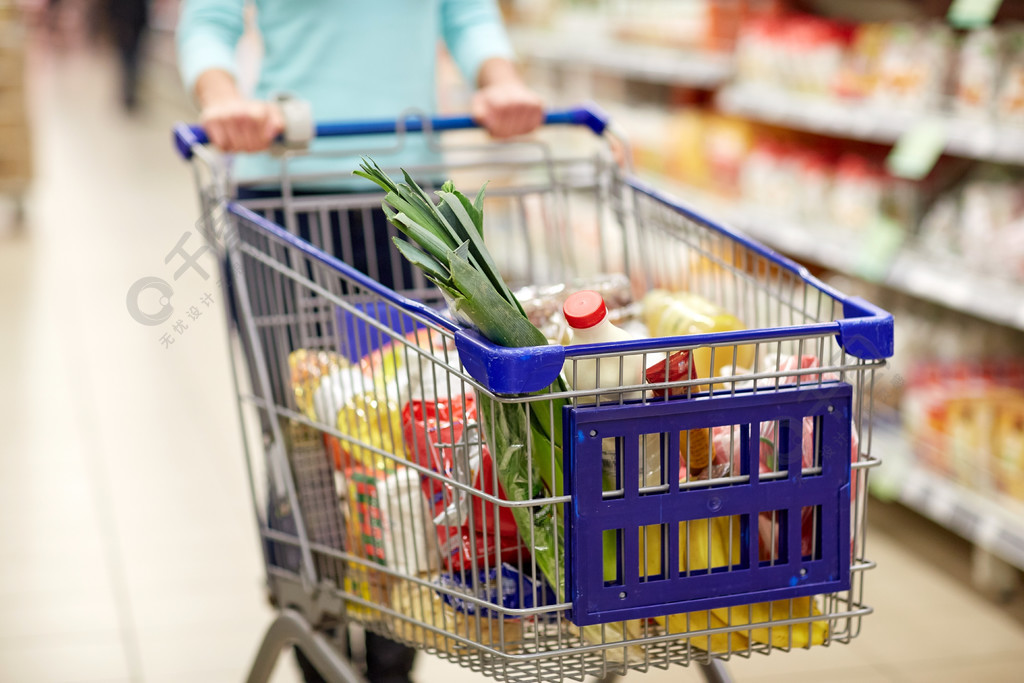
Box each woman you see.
[177,3,544,681]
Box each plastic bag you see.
[436,563,557,619]
[401,395,526,572]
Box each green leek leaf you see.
[391,237,450,283]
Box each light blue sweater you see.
[177,0,515,185]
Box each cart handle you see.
[173,104,610,160]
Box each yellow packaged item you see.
[649,516,829,652]
[642,289,755,385]
[288,348,405,473]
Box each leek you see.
[355,160,643,656]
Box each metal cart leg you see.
[246,609,365,683]
[699,659,733,683]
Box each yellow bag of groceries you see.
[643,516,829,653]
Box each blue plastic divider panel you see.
[563,383,852,626]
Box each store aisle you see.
[0,43,302,683]
[2,43,1024,683]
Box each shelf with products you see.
[510,6,1024,166]
[615,104,1024,333]
[717,83,1024,166]
[868,395,1024,573]
[671,192,1024,334]
[507,0,1024,585]
[723,13,1024,166]
[873,425,1024,573]
[510,25,734,90]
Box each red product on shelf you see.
[706,0,789,53]
[902,360,1024,502]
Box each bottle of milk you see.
[562,290,661,489]
[562,290,645,404]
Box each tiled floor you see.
[2,41,1024,683]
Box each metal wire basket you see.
[176,105,892,683]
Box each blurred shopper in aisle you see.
[176,2,543,682]
[107,0,149,111]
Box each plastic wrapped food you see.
[288,349,353,422]
[401,396,526,572]
[642,289,755,383]
[436,563,557,619]
[515,273,634,343]
[289,347,402,472]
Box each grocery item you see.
[707,355,860,561]
[436,563,557,618]
[288,347,407,473]
[562,290,646,404]
[389,576,524,654]
[830,154,884,232]
[994,400,1024,500]
[652,515,829,652]
[956,28,1003,118]
[735,15,852,96]
[401,395,526,573]
[644,350,712,470]
[917,168,1024,283]
[341,465,392,619]
[288,348,354,422]
[345,465,388,567]
[375,468,440,576]
[514,272,634,345]
[902,361,1024,501]
[996,26,1024,123]
[642,289,755,383]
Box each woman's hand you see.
[200,98,284,153]
[471,58,544,139]
[195,69,285,152]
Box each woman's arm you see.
[441,0,543,138]
[177,0,282,151]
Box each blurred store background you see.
[3,0,1024,681]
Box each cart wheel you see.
[699,659,733,683]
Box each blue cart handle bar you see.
[173,104,610,160]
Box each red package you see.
[645,350,698,398]
[401,398,526,572]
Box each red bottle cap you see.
[563,290,607,329]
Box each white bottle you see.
[562,290,644,404]
[563,291,662,489]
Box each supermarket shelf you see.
[651,178,1024,332]
[737,212,1024,332]
[886,251,1024,332]
[511,27,734,89]
[717,84,1024,166]
[872,425,1024,572]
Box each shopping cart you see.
[174,104,893,683]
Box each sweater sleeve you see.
[176,0,246,96]
[440,0,516,86]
